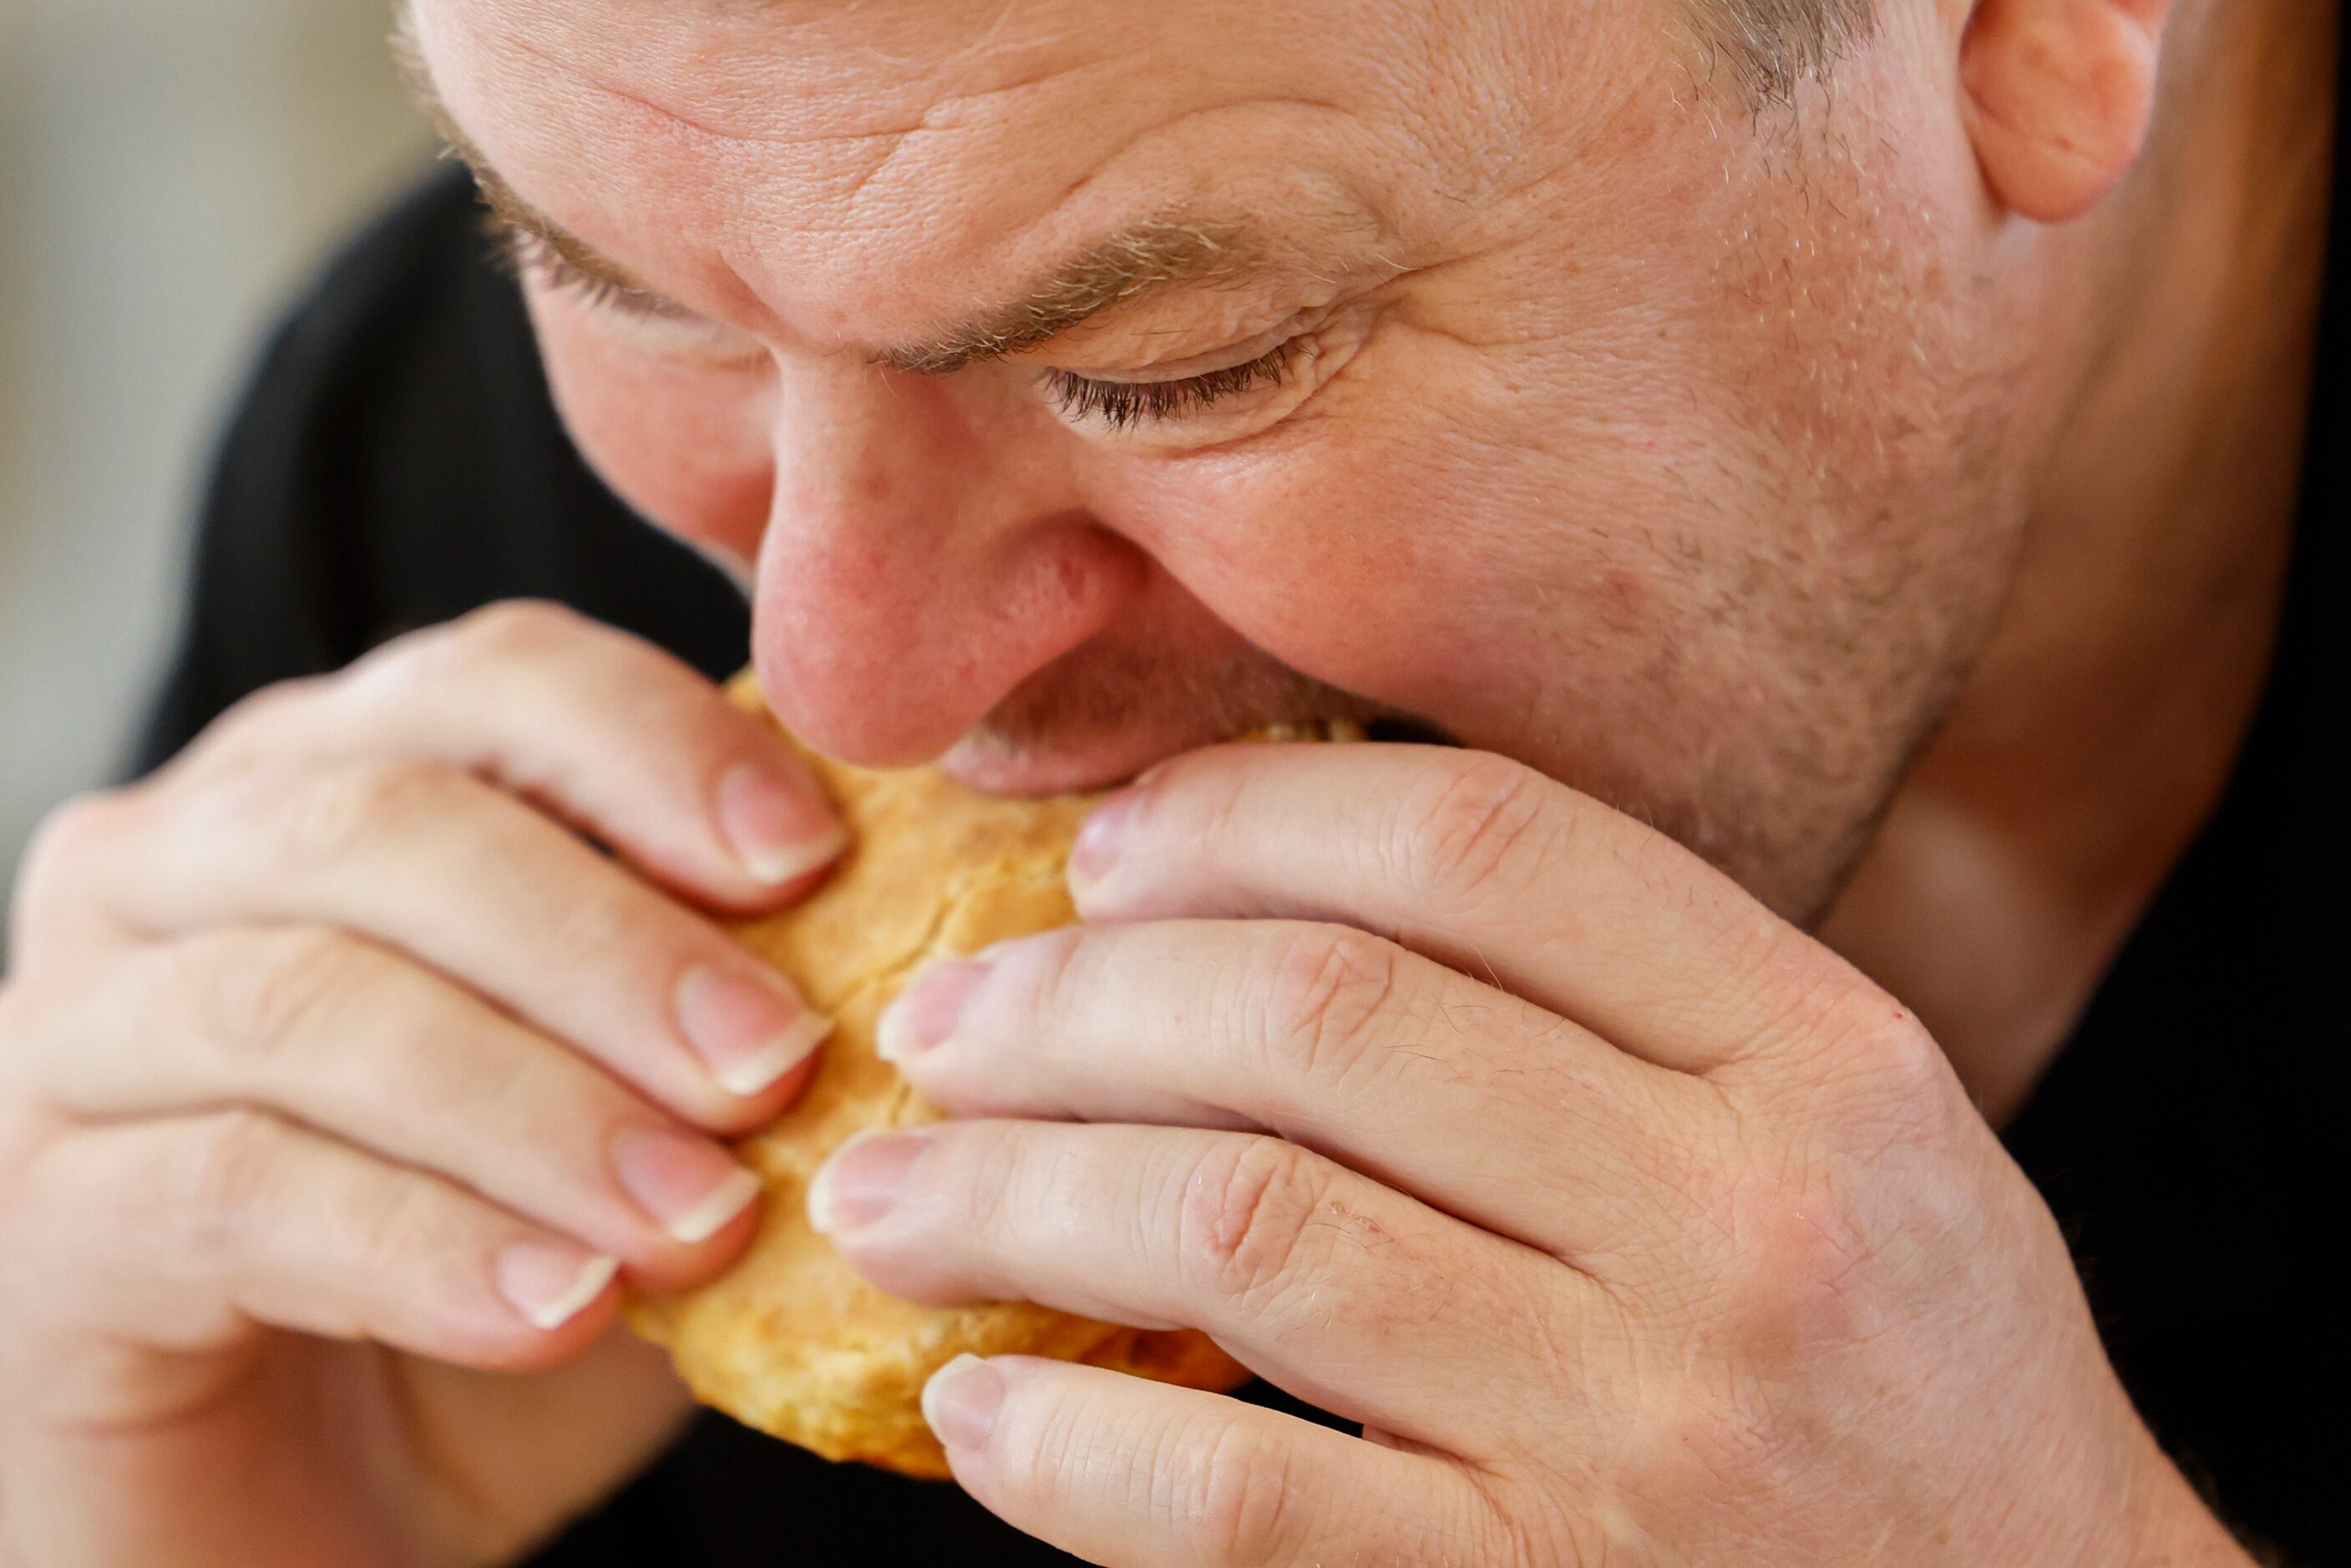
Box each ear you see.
[1958,0,2172,223]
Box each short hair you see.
[1700,0,1877,103]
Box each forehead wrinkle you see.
[692,0,1090,74]
[470,0,1130,159]
[422,0,980,155]
[504,23,932,149]
[396,6,676,296]
[403,0,1404,370]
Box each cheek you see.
[1092,317,1684,741]
[1099,412,1598,736]
[529,298,777,563]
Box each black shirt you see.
[139,150,2347,1562]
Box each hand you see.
[0,603,843,1568]
[815,744,2251,1566]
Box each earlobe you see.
[1958,0,2171,223]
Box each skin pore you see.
[0,3,2331,1560]
[401,0,2328,1120]
[1824,0,2332,1115]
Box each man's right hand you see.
[0,602,843,1568]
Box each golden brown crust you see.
[626,678,1274,1476]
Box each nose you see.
[747,359,1148,766]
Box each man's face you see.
[408,0,2040,919]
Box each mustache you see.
[965,641,1457,765]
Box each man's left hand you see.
[811,744,2247,1565]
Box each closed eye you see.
[1044,341,1296,430]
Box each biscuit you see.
[627,680,1354,1475]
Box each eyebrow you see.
[393,2,1271,372]
[392,8,679,307]
[873,220,1255,376]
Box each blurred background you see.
[0,0,431,903]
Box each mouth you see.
[934,710,1460,797]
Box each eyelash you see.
[496,215,1301,426]
[1044,340,1296,429]
[492,221,681,321]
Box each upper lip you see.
[932,727,1200,797]
[930,712,1457,799]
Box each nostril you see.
[752,519,1151,771]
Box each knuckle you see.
[1688,928,1867,1077]
[183,1109,291,1241]
[996,1375,1102,1515]
[1390,754,1555,906]
[1709,1160,1881,1355]
[542,880,657,964]
[1179,1418,1303,1564]
[344,601,587,708]
[443,598,587,664]
[1163,751,1249,846]
[201,675,327,752]
[21,791,130,875]
[1254,925,1403,1093]
[12,789,136,927]
[282,756,465,862]
[347,1166,452,1282]
[1623,1372,1789,1530]
[944,1124,1030,1235]
[1756,979,1958,1146]
[0,1093,65,1225]
[156,676,327,779]
[1178,1136,1326,1311]
[180,926,368,1070]
[412,1010,546,1136]
[999,925,1087,1024]
[1827,997,1953,1109]
[0,978,36,1078]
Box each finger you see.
[924,1356,1501,1567]
[883,919,1718,1268]
[6,1110,621,1371]
[7,788,149,963]
[185,601,842,913]
[28,928,763,1286]
[809,1120,1587,1461]
[1069,742,1893,1075]
[79,756,830,1128]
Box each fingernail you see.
[676,964,834,1097]
[876,959,991,1065]
[717,762,849,886]
[497,1242,619,1331]
[612,1125,765,1245]
[923,1354,1006,1451]
[1068,790,1143,894]
[806,1130,930,1237]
